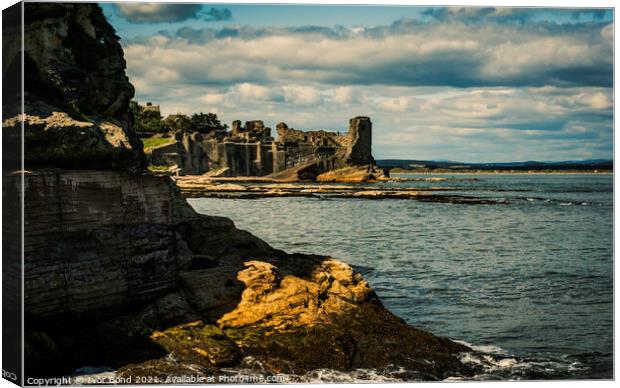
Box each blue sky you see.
[99,2,614,162]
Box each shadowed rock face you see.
[2,3,144,171]
[7,3,473,381]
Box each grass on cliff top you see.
[142,136,175,150]
[148,165,171,172]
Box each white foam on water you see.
[68,342,591,384]
[69,366,117,385]
[453,340,507,355]
[447,340,588,381]
[287,368,407,383]
[221,360,419,383]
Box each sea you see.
[184,173,614,381]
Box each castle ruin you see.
[148,116,374,178]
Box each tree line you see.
[130,100,228,134]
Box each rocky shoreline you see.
[174,177,513,204]
[15,170,474,381]
[5,3,477,382]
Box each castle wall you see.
[276,123,348,148]
[346,117,373,165]
[214,142,274,177]
[149,142,179,168]
[272,143,287,173]
[146,117,374,177]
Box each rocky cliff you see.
[3,3,472,381]
[2,2,144,171]
[12,171,470,379]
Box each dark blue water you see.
[188,174,613,380]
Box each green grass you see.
[148,165,171,172]
[142,136,175,149]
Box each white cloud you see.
[282,85,322,106]
[123,19,612,90]
[584,91,612,110]
[235,83,282,101]
[332,87,357,104]
[601,23,613,45]
[200,93,226,105]
[377,97,410,113]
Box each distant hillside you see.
[376,159,613,172]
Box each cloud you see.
[331,87,358,104]
[601,23,614,44]
[283,86,322,106]
[377,97,414,113]
[234,83,284,102]
[116,4,203,23]
[422,7,534,24]
[203,7,232,22]
[115,4,233,24]
[124,18,612,89]
[422,7,612,24]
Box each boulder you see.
[117,258,472,380]
[316,164,388,183]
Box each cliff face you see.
[22,171,177,319]
[5,3,471,381]
[2,3,144,171]
[18,170,274,321]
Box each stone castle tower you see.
[346,116,374,166]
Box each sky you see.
[99,2,614,162]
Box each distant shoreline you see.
[390,169,613,175]
[378,159,613,175]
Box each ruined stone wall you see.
[146,116,373,177]
[232,120,272,143]
[271,143,287,173]
[148,141,179,167]
[177,132,211,175]
[346,116,373,166]
[282,143,321,169]
[276,122,347,148]
[219,142,273,176]
[148,133,278,177]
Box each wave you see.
[69,341,603,384]
[448,340,595,381]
